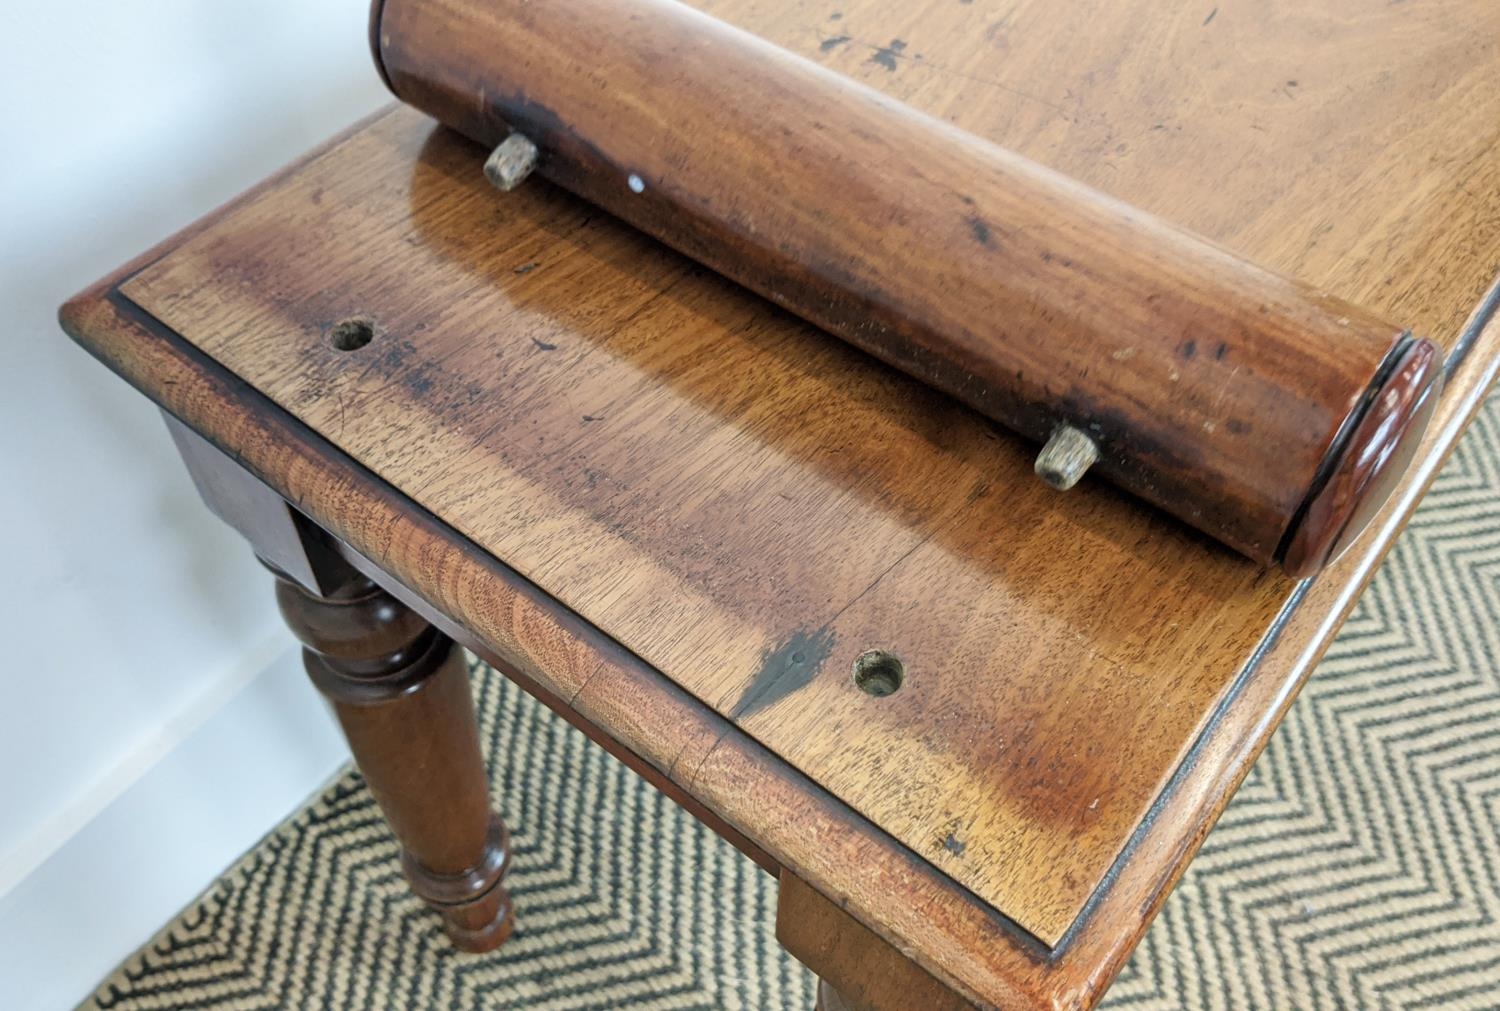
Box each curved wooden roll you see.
[369,0,1442,576]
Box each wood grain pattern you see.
[275,565,516,952]
[118,0,1500,931]
[171,408,515,950]
[60,273,1500,1009]
[121,111,1293,944]
[57,0,1500,1004]
[779,871,978,1011]
[710,0,1498,343]
[373,0,1440,575]
[166,415,349,596]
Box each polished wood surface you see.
[122,109,1294,945]
[166,415,350,596]
[117,64,1500,948]
[275,563,514,952]
[779,872,976,1011]
[816,982,857,1011]
[62,262,1500,1008]
[171,412,515,950]
[374,0,1441,574]
[58,0,1500,1005]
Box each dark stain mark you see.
[731,628,836,718]
[406,370,435,396]
[1214,342,1229,360]
[1202,7,1217,25]
[967,215,996,249]
[829,10,843,19]
[514,262,539,274]
[870,38,907,72]
[942,832,967,856]
[1226,418,1251,435]
[1181,339,1197,359]
[378,339,441,398]
[582,414,603,422]
[821,34,851,52]
[531,336,558,351]
[382,339,414,370]
[309,187,324,206]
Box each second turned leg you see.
[779,872,977,1011]
[272,566,514,952]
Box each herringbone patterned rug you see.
[82,394,1500,1011]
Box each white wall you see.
[0,2,388,1006]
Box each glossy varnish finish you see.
[62,253,1500,1009]
[58,0,1500,1005]
[170,411,516,950]
[373,0,1439,574]
[778,872,977,1011]
[275,565,515,950]
[118,12,1500,934]
[121,111,1295,944]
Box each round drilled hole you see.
[852,650,904,697]
[328,317,376,352]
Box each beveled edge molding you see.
[59,202,1500,1009]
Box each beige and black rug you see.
[83,393,1500,1011]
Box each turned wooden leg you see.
[165,415,513,951]
[270,564,514,952]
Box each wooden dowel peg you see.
[1035,425,1099,491]
[483,133,538,191]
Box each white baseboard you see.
[0,634,292,900]
[0,646,347,1011]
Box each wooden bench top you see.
[62,1,1500,1006]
